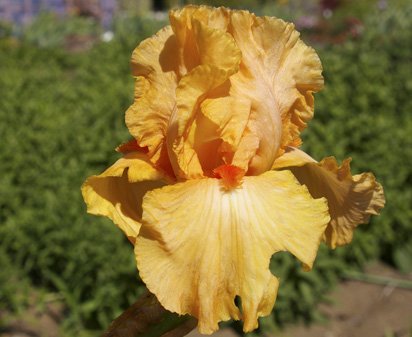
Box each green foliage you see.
[1,3,411,335]
[0,245,30,312]
[182,0,300,13]
[308,3,412,264]
[184,0,262,11]
[0,15,162,333]
[0,21,12,39]
[20,12,101,48]
[112,13,166,45]
[258,3,412,329]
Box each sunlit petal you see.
[169,6,231,75]
[82,153,165,243]
[166,14,242,179]
[168,65,239,179]
[126,6,323,178]
[272,146,317,169]
[273,148,385,248]
[125,26,178,172]
[135,170,329,333]
[228,12,323,174]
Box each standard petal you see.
[272,146,316,169]
[167,63,241,179]
[166,14,242,179]
[169,6,232,75]
[135,170,329,333]
[228,12,323,174]
[81,153,165,243]
[273,148,385,248]
[125,26,179,172]
[167,65,232,179]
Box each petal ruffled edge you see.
[166,14,242,179]
[227,11,323,173]
[135,170,329,333]
[81,152,165,243]
[125,25,178,173]
[273,147,385,248]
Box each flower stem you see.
[102,291,197,337]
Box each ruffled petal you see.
[167,65,236,179]
[116,139,148,154]
[126,6,323,178]
[272,146,316,169]
[125,26,179,172]
[168,6,250,176]
[81,153,165,243]
[227,12,323,174]
[273,148,385,248]
[135,170,329,333]
[166,17,242,178]
[169,6,231,75]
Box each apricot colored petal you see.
[228,12,323,174]
[135,170,329,333]
[272,146,316,169]
[169,6,231,74]
[195,97,251,172]
[192,18,241,73]
[81,153,165,243]
[170,5,229,34]
[168,63,240,179]
[116,139,148,154]
[167,65,226,178]
[200,97,248,146]
[166,13,242,179]
[273,149,385,248]
[172,19,241,140]
[125,26,178,170]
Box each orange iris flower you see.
[82,5,385,334]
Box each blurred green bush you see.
[0,3,411,335]
[263,3,412,329]
[307,2,412,267]
[0,14,162,335]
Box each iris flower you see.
[82,5,385,334]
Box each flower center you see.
[213,164,245,190]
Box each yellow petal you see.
[126,6,323,178]
[272,146,317,169]
[192,96,251,174]
[169,6,231,75]
[135,170,329,333]
[168,63,240,179]
[228,12,323,174]
[273,148,385,248]
[166,14,242,179]
[81,153,165,243]
[125,26,178,171]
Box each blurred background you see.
[0,0,411,336]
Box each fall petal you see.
[135,170,329,333]
[81,153,165,243]
[273,149,385,248]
